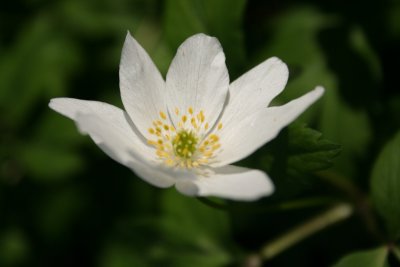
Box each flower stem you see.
[392,245,400,263]
[258,203,353,261]
[317,170,383,241]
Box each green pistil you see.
[172,130,198,159]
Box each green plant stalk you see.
[392,246,400,262]
[259,203,353,260]
[317,170,383,241]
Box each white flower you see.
[49,32,324,201]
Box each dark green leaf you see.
[164,0,246,76]
[393,246,400,263]
[287,124,342,175]
[332,247,388,267]
[0,229,29,266]
[371,131,400,240]
[257,7,372,177]
[157,189,233,267]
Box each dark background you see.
[1,0,400,266]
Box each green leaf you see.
[258,124,341,199]
[287,124,342,175]
[371,131,400,239]
[0,229,29,266]
[164,0,246,76]
[332,247,388,267]
[393,246,400,263]
[157,190,233,267]
[0,16,80,128]
[257,7,372,177]
[319,85,372,177]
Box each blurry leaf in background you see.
[100,190,233,267]
[57,0,141,36]
[33,186,87,241]
[349,26,382,82]
[0,228,30,267]
[157,190,233,267]
[257,7,372,177]
[371,131,400,240]
[0,16,81,128]
[319,87,372,177]
[332,247,388,267]
[164,0,246,77]
[101,241,148,267]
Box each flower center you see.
[172,130,198,159]
[146,107,222,169]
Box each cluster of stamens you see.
[147,107,222,169]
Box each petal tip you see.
[48,97,65,112]
[313,86,325,99]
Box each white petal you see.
[48,98,198,189]
[119,32,166,138]
[213,86,324,166]
[223,57,289,123]
[166,33,229,128]
[175,165,274,201]
[49,97,154,162]
[76,112,184,188]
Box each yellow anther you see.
[200,111,205,122]
[157,139,163,145]
[212,144,221,150]
[204,123,209,130]
[156,150,168,157]
[163,125,169,131]
[188,107,193,114]
[191,118,198,128]
[159,111,167,120]
[204,151,213,157]
[197,158,208,164]
[147,140,157,146]
[175,107,180,115]
[186,161,193,169]
[192,161,199,167]
[148,128,155,134]
[182,115,187,123]
[165,158,175,166]
[218,122,223,130]
[209,134,219,142]
[156,127,161,133]
[156,120,163,125]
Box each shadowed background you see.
[1,0,400,266]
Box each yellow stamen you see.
[159,111,167,120]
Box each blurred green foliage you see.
[1,0,400,266]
